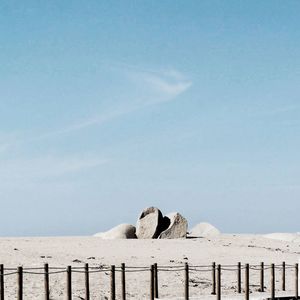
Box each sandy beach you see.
[1,234,299,299]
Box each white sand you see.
[263,232,300,243]
[0,234,299,299]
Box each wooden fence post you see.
[271,263,275,300]
[282,261,285,291]
[110,265,116,300]
[0,264,4,300]
[85,263,90,300]
[150,265,154,300]
[17,266,23,300]
[237,262,241,293]
[245,264,249,300]
[260,262,264,292]
[296,263,299,299]
[212,262,216,295]
[44,263,49,300]
[154,263,158,299]
[121,263,126,300]
[67,266,72,300]
[216,264,221,300]
[185,262,189,300]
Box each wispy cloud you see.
[34,108,134,139]
[118,63,192,102]
[34,64,192,139]
[0,65,192,150]
[137,70,192,100]
[0,155,108,184]
[253,104,300,117]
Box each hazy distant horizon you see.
[1,1,299,236]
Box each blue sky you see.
[0,1,300,236]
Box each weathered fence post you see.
[44,263,49,300]
[271,263,275,300]
[85,263,90,300]
[17,266,23,300]
[282,261,286,291]
[237,262,241,293]
[150,265,154,300]
[185,262,189,300]
[121,263,126,300]
[216,264,221,300]
[0,264,4,300]
[67,266,72,300]
[296,263,299,299]
[110,265,116,300]
[154,263,158,299]
[212,262,216,295]
[245,264,249,300]
[260,262,264,292]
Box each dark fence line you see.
[0,262,298,299]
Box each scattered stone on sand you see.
[94,224,137,239]
[189,222,220,238]
[136,207,169,239]
[159,212,188,239]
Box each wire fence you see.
[0,262,299,299]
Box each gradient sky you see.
[1,1,300,236]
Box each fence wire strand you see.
[0,263,298,277]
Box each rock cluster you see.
[95,207,188,239]
[136,207,188,239]
[94,207,221,240]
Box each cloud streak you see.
[117,63,192,100]
[35,64,192,139]
[137,70,192,101]
[252,104,300,117]
[0,65,192,153]
[0,155,108,184]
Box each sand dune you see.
[263,232,300,243]
[188,222,220,238]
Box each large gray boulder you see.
[159,212,188,239]
[136,207,169,239]
[94,224,137,239]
